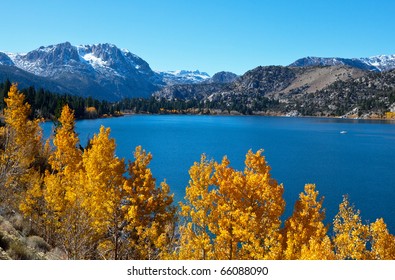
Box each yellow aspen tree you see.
[369,218,395,260]
[210,157,247,260]
[49,104,82,171]
[45,105,83,215]
[283,184,328,259]
[178,155,216,260]
[240,149,285,259]
[19,139,51,238]
[123,146,176,260]
[0,84,43,211]
[81,126,127,260]
[179,150,285,260]
[332,195,370,259]
[43,105,94,258]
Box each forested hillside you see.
[0,80,120,120]
[153,66,395,118]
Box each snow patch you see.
[82,53,108,67]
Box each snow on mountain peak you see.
[361,54,395,71]
[82,52,108,67]
[290,54,395,72]
[155,69,210,85]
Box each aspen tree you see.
[81,126,127,259]
[179,150,285,260]
[369,218,395,260]
[45,105,82,215]
[210,156,245,259]
[43,105,94,258]
[332,195,369,259]
[0,84,42,211]
[124,146,176,260]
[283,184,329,259]
[19,139,51,236]
[178,155,216,259]
[240,149,285,259]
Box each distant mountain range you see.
[1,42,395,115]
[289,55,395,72]
[154,64,395,118]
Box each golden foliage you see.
[385,111,395,119]
[283,184,329,259]
[369,218,395,260]
[42,105,94,258]
[80,126,126,259]
[178,150,285,260]
[124,146,176,259]
[333,195,370,259]
[178,155,215,260]
[0,84,43,211]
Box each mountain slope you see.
[292,69,395,117]
[154,65,365,101]
[0,65,70,93]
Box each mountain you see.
[1,42,162,101]
[155,70,210,85]
[154,64,395,117]
[1,42,212,101]
[205,71,238,84]
[290,54,395,72]
[154,65,365,101]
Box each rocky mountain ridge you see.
[0,42,214,101]
[289,54,395,72]
[153,65,395,118]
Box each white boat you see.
[340,130,347,134]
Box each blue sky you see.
[2,0,395,75]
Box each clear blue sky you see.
[2,0,395,75]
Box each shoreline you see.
[107,112,395,124]
[117,111,395,123]
[34,110,395,124]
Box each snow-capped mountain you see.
[0,42,211,101]
[4,42,155,78]
[1,42,160,100]
[289,54,395,72]
[155,70,210,85]
[359,54,395,72]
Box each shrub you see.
[8,241,32,260]
[27,236,50,253]
[0,231,10,251]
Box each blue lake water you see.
[42,115,395,232]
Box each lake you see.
[42,115,395,232]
